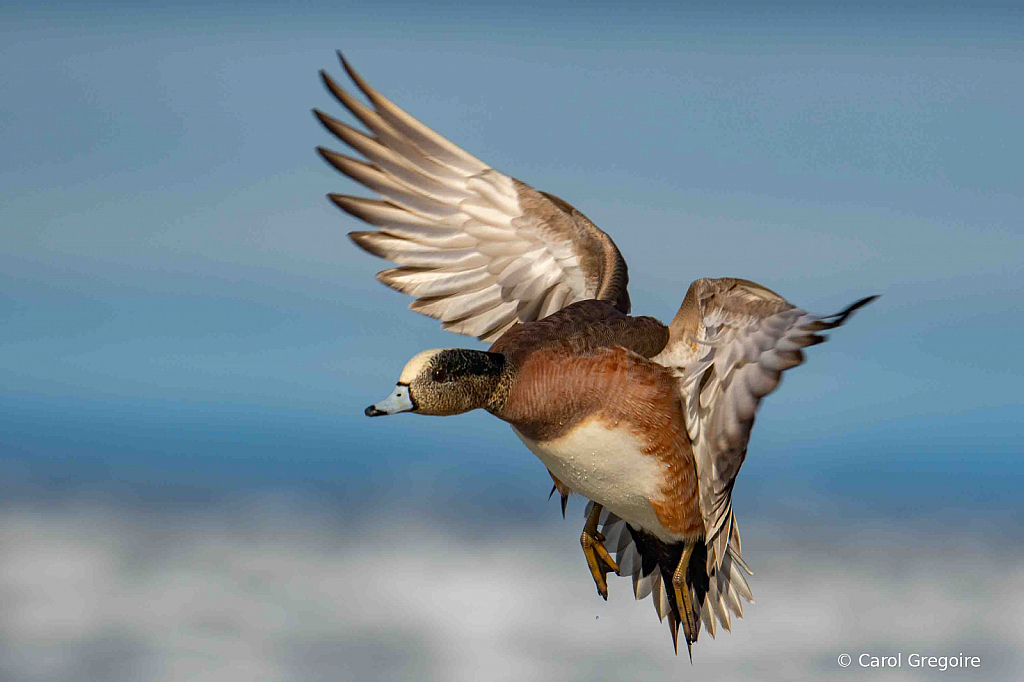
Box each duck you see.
[313,52,876,657]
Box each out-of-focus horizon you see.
[2,2,1022,680]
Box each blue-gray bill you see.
[365,384,414,417]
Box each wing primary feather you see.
[349,227,475,251]
[318,71,468,184]
[316,147,462,222]
[348,232,436,257]
[376,266,495,298]
[329,195,434,229]
[315,110,472,203]
[338,52,490,176]
[373,225,475,249]
[409,285,504,322]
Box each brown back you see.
[489,300,668,364]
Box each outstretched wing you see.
[653,278,876,572]
[315,53,630,342]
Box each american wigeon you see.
[314,53,875,656]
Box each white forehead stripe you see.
[398,348,444,384]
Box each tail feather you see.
[580,500,753,656]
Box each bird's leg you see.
[672,542,699,659]
[580,502,619,600]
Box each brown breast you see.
[493,342,704,539]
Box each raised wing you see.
[315,53,630,342]
[652,278,876,572]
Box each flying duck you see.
[314,53,875,657]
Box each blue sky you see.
[4,2,1022,499]
[2,4,1023,678]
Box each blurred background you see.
[2,2,1022,680]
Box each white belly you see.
[512,420,679,539]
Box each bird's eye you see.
[432,368,449,383]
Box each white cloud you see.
[1,498,1020,682]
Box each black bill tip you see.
[365,405,387,417]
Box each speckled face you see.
[365,349,505,417]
